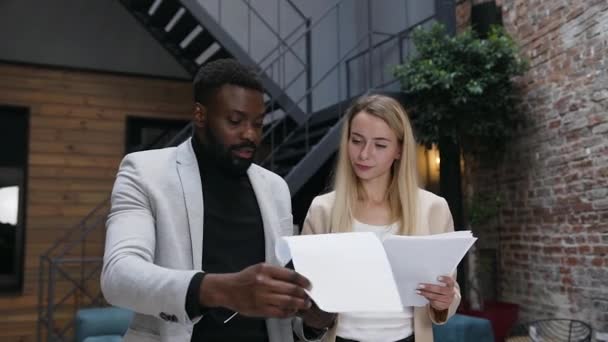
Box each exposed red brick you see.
[461,0,607,331]
[566,257,579,266]
[593,246,608,255]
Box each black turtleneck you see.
[185,136,268,342]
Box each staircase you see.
[37,0,444,340]
[120,0,308,125]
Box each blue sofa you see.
[75,308,493,342]
[75,307,133,342]
[434,313,495,342]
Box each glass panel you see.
[0,105,28,291]
[0,186,19,275]
[0,186,19,225]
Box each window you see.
[125,116,190,154]
[0,106,29,292]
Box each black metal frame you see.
[0,105,29,293]
[509,319,592,342]
[344,16,436,99]
[124,115,191,154]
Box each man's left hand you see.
[299,301,336,330]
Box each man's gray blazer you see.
[101,138,312,342]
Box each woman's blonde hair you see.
[330,94,419,236]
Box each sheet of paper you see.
[382,232,477,307]
[276,232,403,313]
[422,231,474,239]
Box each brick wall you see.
[460,0,608,333]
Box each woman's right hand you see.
[417,275,456,312]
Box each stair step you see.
[165,11,198,46]
[262,101,346,170]
[291,116,340,140]
[309,110,342,128]
[283,127,329,148]
[274,147,308,164]
[149,0,181,28]
[262,118,299,147]
[121,0,305,147]
[182,29,216,60]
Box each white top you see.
[334,220,414,342]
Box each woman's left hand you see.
[417,275,456,311]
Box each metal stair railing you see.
[258,0,433,151]
[120,0,311,124]
[178,0,309,123]
[261,12,437,168]
[344,15,436,98]
[199,0,312,116]
[37,125,193,342]
[259,0,351,163]
[237,0,311,102]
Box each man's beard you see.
[202,125,256,176]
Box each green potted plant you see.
[464,193,502,310]
[394,21,527,278]
[394,23,528,156]
[394,23,527,341]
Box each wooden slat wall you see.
[0,63,192,342]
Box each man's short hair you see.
[193,58,264,105]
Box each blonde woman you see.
[302,94,460,342]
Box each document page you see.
[276,232,403,313]
[276,231,476,312]
[382,231,477,307]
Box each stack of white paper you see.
[275,231,476,313]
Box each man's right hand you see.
[198,263,312,318]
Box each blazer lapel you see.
[248,167,280,265]
[176,138,204,270]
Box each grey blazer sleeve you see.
[101,155,200,326]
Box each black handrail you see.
[239,0,308,67]
[345,16,435,68]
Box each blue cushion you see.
[83,335,124,342]
[433,313,495,342]
[75,307,133,342]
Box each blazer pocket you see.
[278,215,294,236]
